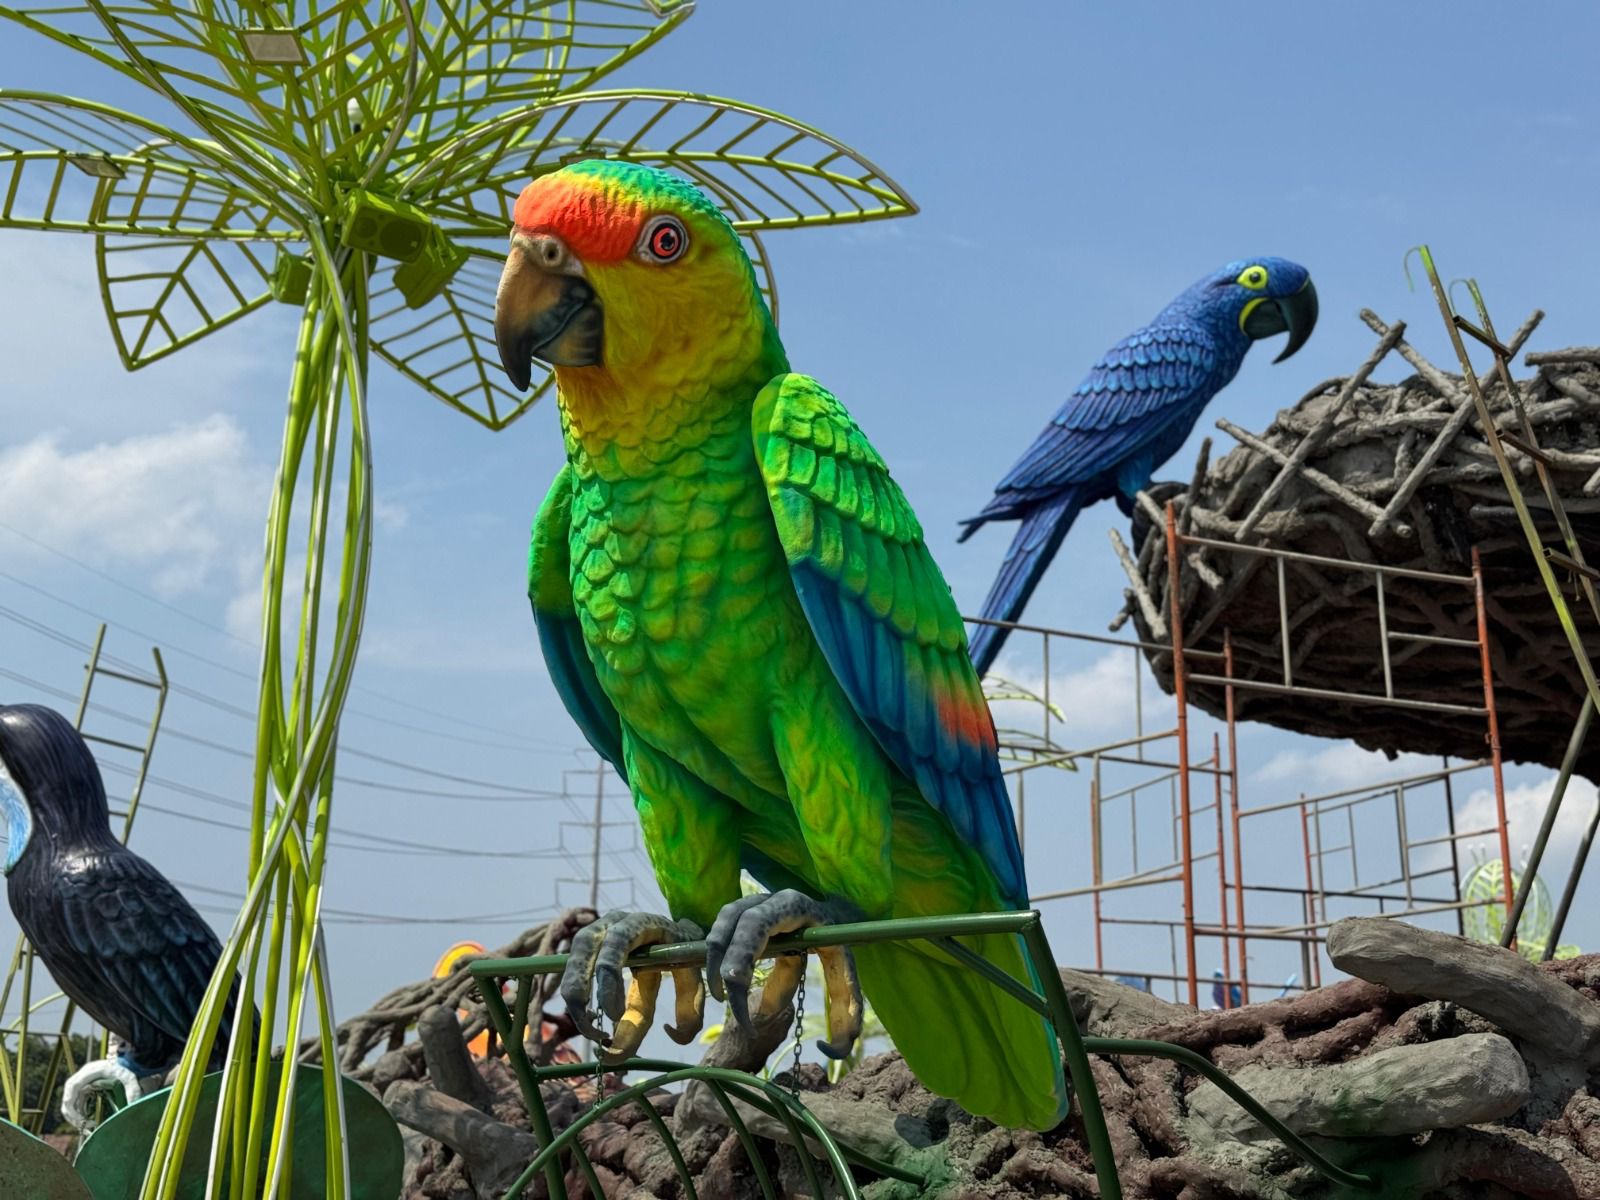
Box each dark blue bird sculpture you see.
[961,258,1317,674]
[0,704,245,1112]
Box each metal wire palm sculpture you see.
[0,2,916,1193]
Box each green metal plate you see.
[73,1064,402,1200]
[0,1117,92,1199]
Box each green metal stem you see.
[1413,246,1600,718]
[1022,921,1123,1200]
[473,912,1388,1197]
[480,979,567,1200]
[1546,786,1600,959]
[500,1067,865,1200]
[1083,1038,1376,1191]
[1502,694,1593,948]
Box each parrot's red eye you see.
[640,216,687,263]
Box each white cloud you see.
[986,648,1145,746]
[1251,742,1437,794]
[224,584,264,646]
[1450,773,1599,877]
[0,235,288,440]
[0,415,267,595]
[375,498,410,533]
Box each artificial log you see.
[1117,318,1600,779]
[350,912,1600,1197]
[417,1007,495,1114]
[385,1082,539,1200]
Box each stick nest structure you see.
[1116,308,1600,777]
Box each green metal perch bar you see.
[469,911,1378,1199]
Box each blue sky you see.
[2,0,1598,1044]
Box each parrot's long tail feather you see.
[966,489,1081,676]
[854,929,1069,1131]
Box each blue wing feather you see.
[756,375,1027,906]
[528,466,629,782]
[977,322,1231,516]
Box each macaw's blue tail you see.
[965,490,1082,676]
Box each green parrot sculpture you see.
[495,160,1068,1130]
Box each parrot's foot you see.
[705,890,864,1061]
[61,1057,143,1132]
[559,910,706,1064]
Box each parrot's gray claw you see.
[704,889,864,1062]
[559,911,705,1063]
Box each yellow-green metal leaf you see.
[3,1,693,195]
[95,232,282,370]
[0,93,292,236]
[402,90,919,236]
[6,2,318,173]
[400,0,694,159]
[370,246,540,430]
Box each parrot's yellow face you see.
[494,160,770,410]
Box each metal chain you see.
[788,963,806,1098]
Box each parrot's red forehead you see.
[512,175,644,264]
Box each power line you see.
[0,663,565,802]
[0,544,572,753]
[0,607,566,796]
[130,794,580,861]
[174,879,546,927]
[0,585,656,892]
[93,763,576,860]
[0,518,554,746]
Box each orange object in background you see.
[432,940,495,1056]
[432,940,583,1064]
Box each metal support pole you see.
[1547,792,1600,960]
[1300,799,1323,987]
[1376,570,1394,698]
[1276,556,1293,686]
[1091,759,1104,972]
[1395,785,1413,907]
[1504,695,1595,948]
[1015,769,1025,854]
[589,761,606,911]
[1473,548,1516,933]
[1212,735,1232,1006]
[1443,757,1465,937]
[1225,633,1249,1003]
[1166,503,1199,1007]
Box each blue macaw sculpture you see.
[961,258,1317,674]
[0,704,247,1124]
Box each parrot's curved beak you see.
[1242,277,1318,363]
[494,235,604,390]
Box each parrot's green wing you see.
[529,465,628,781]
[752,373,1027,906]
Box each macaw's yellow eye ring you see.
[639,215,688,264]
[1236,265,1268,290]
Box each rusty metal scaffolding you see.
[972,511,1514,1008]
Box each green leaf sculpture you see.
[0,3,916,1194]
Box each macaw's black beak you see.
[1243,277,1319,363]
[494,237,604,390]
